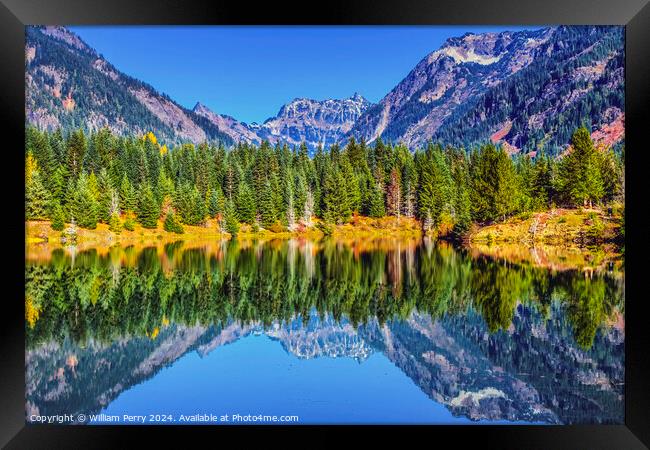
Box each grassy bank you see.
[468,207,622,245]
[467,207,624,271]
[26,216,422,251]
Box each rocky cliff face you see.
[256,93,371,150]
[347,28,556,147]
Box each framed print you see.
[1,0,649,447]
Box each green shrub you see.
[123,216,135,231]
[316,221,334,236]
[109,212,122,233]
[163,211,184,234]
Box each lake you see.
[25,237,624,425]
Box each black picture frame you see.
[2,0,648,447]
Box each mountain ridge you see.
[25,25,624,155]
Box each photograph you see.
[23,24,626,426]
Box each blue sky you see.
[70,26,541,124]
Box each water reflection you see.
[25,238,624,424]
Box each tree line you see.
[25,125,624,236]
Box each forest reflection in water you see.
[25,237,624,424]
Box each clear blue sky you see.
[70,26,540,124]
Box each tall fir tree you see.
[137,184,159,229]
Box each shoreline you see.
[26,208,623,271]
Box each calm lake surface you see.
[25,238,624,424]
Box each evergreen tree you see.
[559,127,604,207]
[66,129,86,178]
[449,149,472,234]
[96,169,113,223]
[368,182,386,218]
[417,145,452,228]
[235,182,256,225]
[531,151,553,210]
[123,215,135,231]
[137,184,159,229]
[109,212,122,233]
[119,174,136,214]
[71,173,99,229]
[25,155,51,220]
[224,199,239,235]
[49,164,68,205]
[163,210,184,234]
[259,180,277,228]
[50,200,65,231]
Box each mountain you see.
[193,93,371,150]
[255,93,371,150]
[25,26,371,152]
[25,26,235,147]
[192,101,262,145]
[26,25,624,155]
[347,26,624,154]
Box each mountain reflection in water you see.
[25,238,624,424]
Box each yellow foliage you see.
[162,315,170,327]
[25,153,39,184]
[25,296,41,328]
[159,144,168,156]
[144,131,158,145]
[149,326,160,340]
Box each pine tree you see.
[119,174,136,214]
[163,210,184,234]
[50,200,65,231]
[123,215,135,231]
[494,148,519,220]
[109,212,122,233]
[449,149,472,234]
[214,186,226,218]
[260,180,278,228]
[66,129,87,178]
[137,184,159,229]
[187,186,206,225]
[25,155,51,220]
[417,145,452,227]
[559,127,604,207]
[224,199,239,235]
[49,164,68,205]
[96,169,113,223]
[368,182,386,218]
[531,151,553,210]
[71,173,99,229]
[235,182,256,225]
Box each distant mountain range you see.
[25,25,624,154]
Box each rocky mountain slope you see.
[26,25,624,155]
[192,93,371,150]
[25,26,371,152]
[347,26,624,154]
[25,26,234,147]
